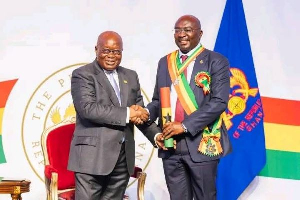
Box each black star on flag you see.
[163,113,171,123]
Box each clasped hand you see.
[155,122,184,150]
[129,105,149,125]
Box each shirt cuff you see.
[144,108,151,121]
[126,107,130,123]
[154,133,161,148]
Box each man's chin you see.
[177,44,190,52]
[180,47,190,54]
[103,65,118,70]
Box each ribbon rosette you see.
[194,71,211,95]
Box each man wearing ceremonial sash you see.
[146,15,232,200]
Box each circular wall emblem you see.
[228,96,246,115]
[21,63,154,187]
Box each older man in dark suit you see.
[68,31,160,200]
[147,15,232,200]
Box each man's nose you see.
[107,52,115,57]
[178,31,187,37]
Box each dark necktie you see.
[174,55,188,122]
[108,71,121,105]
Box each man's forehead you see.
[98,37,122,45]
[175,20,198,28]
[97,32,122,44]
[98,39,123,51]
[175,16,200,28]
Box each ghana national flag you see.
[0,79,18,164]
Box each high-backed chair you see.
[41,123,147,200]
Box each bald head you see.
[95,31,123,71]
[97,31,123,50]
[175,15,201,30]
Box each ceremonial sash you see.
[167,45,205,115]
[166,46,224,156]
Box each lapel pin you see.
[123,80,128,84]
[200,60,204,64]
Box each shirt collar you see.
[178,42,202,58]
[103,69,117,75]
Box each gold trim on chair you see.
[137,171,147,200]
[50,173,58,200]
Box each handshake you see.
[129,105,149,125]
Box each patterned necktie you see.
[174,55,188,122]
[108,71,121,105]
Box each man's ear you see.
[199,30,203,37]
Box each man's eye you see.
[113,50,121,55]
[102,49,110,54]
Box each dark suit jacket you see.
[147,49,232,162]
[68,60,160,175]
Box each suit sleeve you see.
[71,68,127,126]
[132,71,144,107]
[183,56,230,136]
[132,71,161,146]
[146,59,162,122]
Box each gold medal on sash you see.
[173,78,180,86]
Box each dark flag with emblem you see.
[214,0,266,199]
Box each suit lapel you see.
[190,49,209,91]
[117,67,129,106]
[93,61,120,106]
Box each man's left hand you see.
[162,122,184,139]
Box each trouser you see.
[163,137,219,200]
[75,143,130,200]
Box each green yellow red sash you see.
[167,45,205,114]
[167,46,224,157]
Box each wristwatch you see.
[181,123,188,133]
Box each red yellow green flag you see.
[0,79,18,164]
